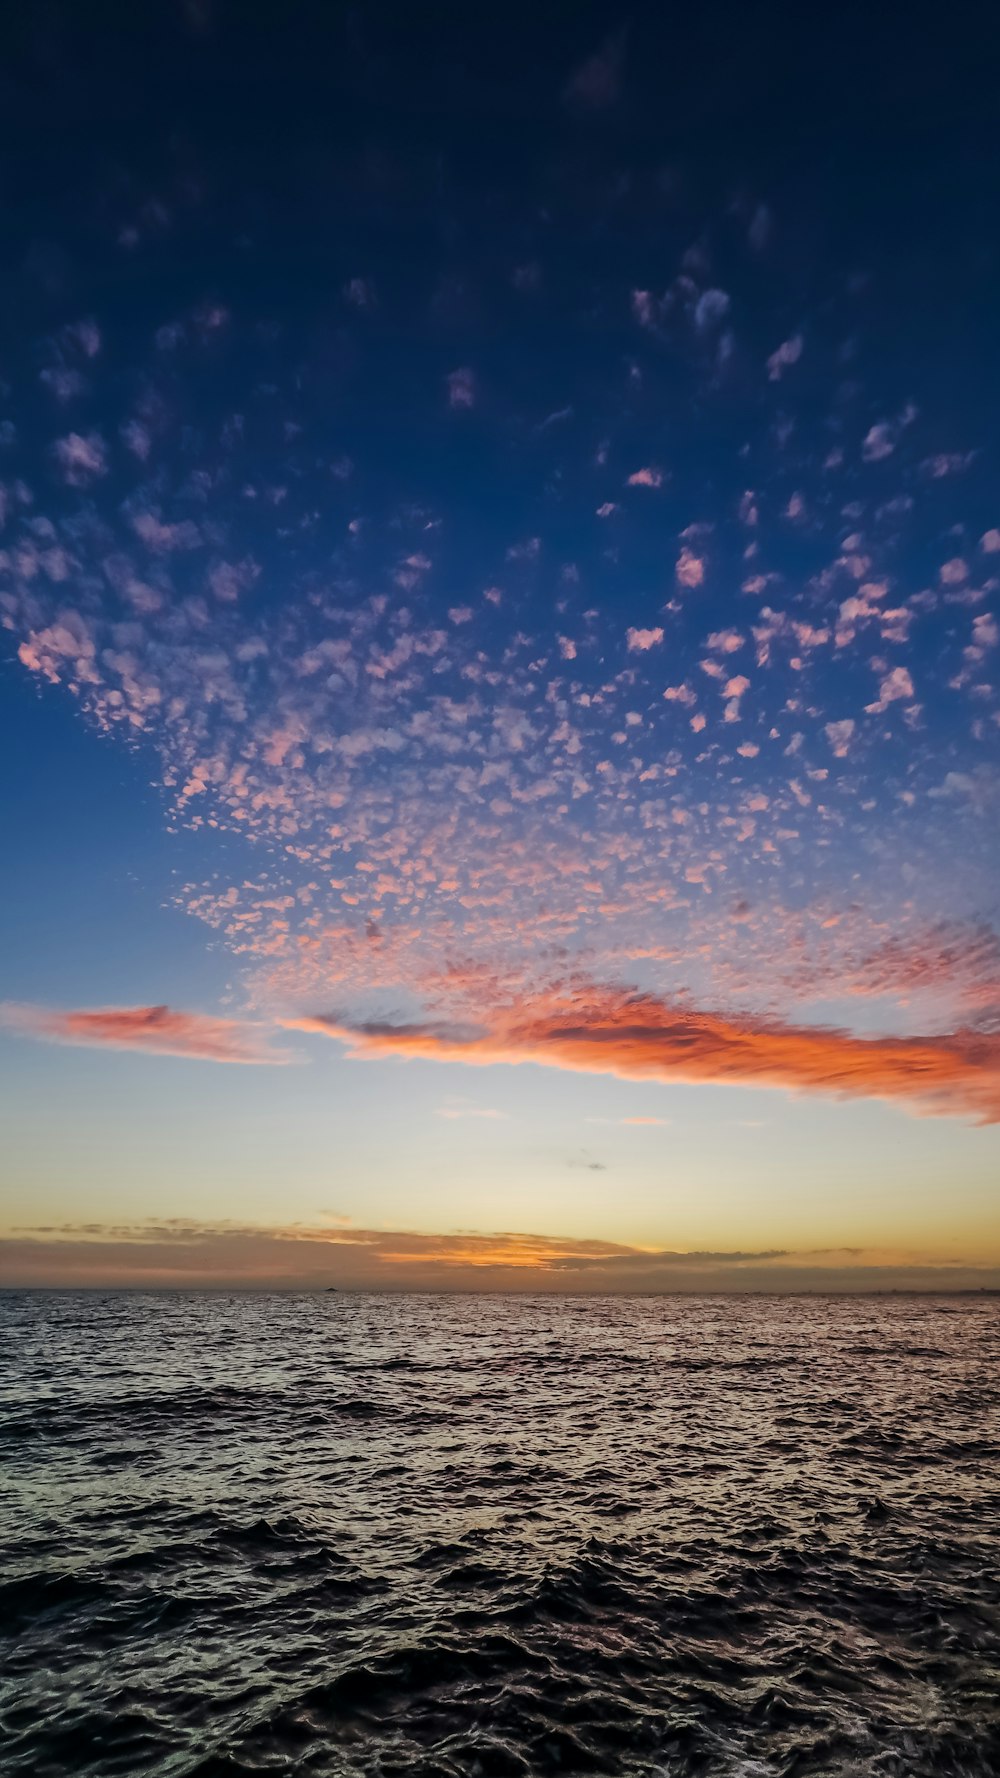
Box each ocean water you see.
[2,1291,998,1777]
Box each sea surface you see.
[2,1291,998,1777]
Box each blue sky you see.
[1,2,999,1289]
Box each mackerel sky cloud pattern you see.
[1,8,999,1154]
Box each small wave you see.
[3,1291,999,1777]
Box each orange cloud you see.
[285,983,1000,1122]
[1,1001,292,1065]
[3,1217,995,1291]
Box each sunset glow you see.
[2,5,998,1292]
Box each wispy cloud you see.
[585,1115,671,1127]
[1,1002,293,1065]
[434,1103,507,1120]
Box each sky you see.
[1,2,999,1290]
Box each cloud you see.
[344,277,374,308]
[694,289,730,333]
[1,1002,293,1065]
[209,557,260,602]
[631,289,656,328]
[2,1216,995,1292]
[434,1103,506,1120]
[922,452,975,478]
[286,982,1000,1122]
[862,404,917,463]
[866,666,914,713]
[676,547,705,588]
[626,625,663,652]
[845,922,1000,1024]
[563,31,626,110]
[40,367,86,401]
[825,718,855,756]
[52,431,107,485]
[132,510,202,552]
[766,335,803,381]
[863,423,896,462]
[939,556,968,586]
[447,367,476,409]
[585,1115,670,1126]
[62,318,101,358]
[721,673,750,722]
[3,223,996,1167]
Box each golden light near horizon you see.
[4,11,1000,1778]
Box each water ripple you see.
[1,1290,998,1775]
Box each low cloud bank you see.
[3,1218,996,1292]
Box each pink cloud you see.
[132,511,202,552]
[862,422,896,462]
[626,626,663,652]
[209,558,260,602]
[845,922,1000,1022]
[676,547,705,588]
[631,290,656,328]
[866,666,915,713]
[717,673,750,721]
[1,1002,292,1065]
[939,557,968,586]
[825,719,855,756]
[52,432,107,486]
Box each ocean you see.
[2,1290,998,1776]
